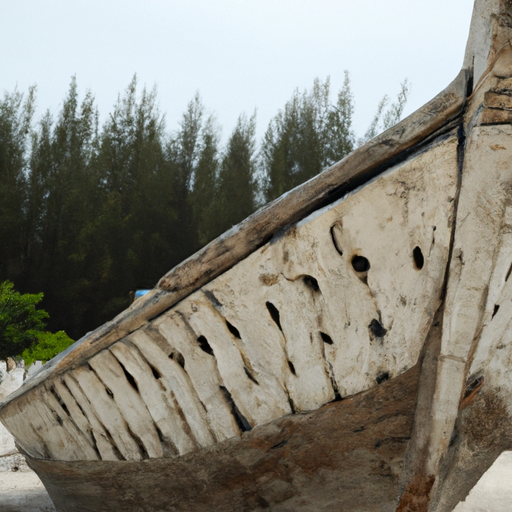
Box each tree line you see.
[0,74,408,342]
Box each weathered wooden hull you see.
[24,365,420,512]
[2,1,512,511]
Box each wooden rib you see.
[88,350,163,459]
[109,340,196,456]
[51,378,101,455]
[267,278,336,412]
[61,374,121,461]
[129,330,215,449]
[2,391,96,462]
[178,296,292,425]
[70,366,144,461]
[1,398,60,460]
[38,384,100,461]
[153,314,241,443]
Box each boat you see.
[2,1,512,510]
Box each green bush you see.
[0,280,73,363]
[22,330,74,366]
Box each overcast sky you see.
[1,0,475,141]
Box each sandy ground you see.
[454,451,512,512]
[0,453,511,511]
[0,471,55,512]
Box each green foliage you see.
[0,87,36,280]
[22,330,74,366]
[0,281,74,363]
[0,281,47,360]
[261,75,355,202]
[216,113,257,233]
[190,115,221,246]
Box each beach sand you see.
[0,471,55,512]
[454,451,512,512]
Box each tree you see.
[190,115,221,246]
[358,79,410,146]
[26,78,101,338]
[215,113,257,233]
[262,76,355,202]
[324,71,355,167]
[166,93,204,261]
[21,330,74,366]
[0,87,35,282]
[83,76,173,327]
[0,281,73,362]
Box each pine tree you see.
[27,78,100,337]
[216,113,257,233]
[190,115,221,246]
[166,94,204,260]
[262,76,355,202]
[358,79,410,146]
[0,87,35,282]
[87,76,171,326]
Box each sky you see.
[1,0,475,142]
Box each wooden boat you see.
[2,1,512,510]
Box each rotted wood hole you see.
[413,246,424,270]
[330,222,344,256]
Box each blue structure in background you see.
[135,289,151,300]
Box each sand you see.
[454,451,512,512]
[0,470,55,512]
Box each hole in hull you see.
[49,386,71,417]
[464,375,485,399]
[376,372,390,385]
[266,302,282,331]
[303,275,320,292]
[288,361,296,375]
[320,332,334,345]
[352,255,370,272]
[118,361,139,392]
[220,386,252,432]
[197,335,214,356]
[244,367,259,385]
[169,350,185,369]
[330,223,343,256]
[150,365,161,380]
[226,320,241,339]
[506,262,512,282]
[413,246,424,270]
[369,319,387,338]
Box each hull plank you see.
[70,367,144,461]
[109,340,195,456]
[129,330,216,449]
[88,350,163,459]
[152,315,242,443]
